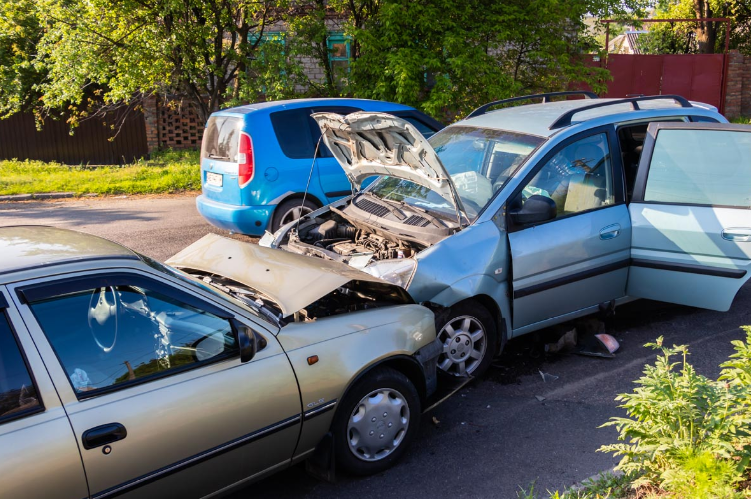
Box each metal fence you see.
[0,109,148,165]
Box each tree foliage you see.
[640,0,751,54]
[0,0,650,127]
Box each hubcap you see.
[280,205,313,226]
[347,388,410,462]
[437,315,487,377]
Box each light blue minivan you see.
[196,98,443,236]
[262,93,751,379]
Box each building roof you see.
[0,226,137,275]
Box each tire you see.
[271,198,318,233]
[435,301,498,378]
[332,367,421,476]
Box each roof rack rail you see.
[548,94,693,130]
[466,91,598,119]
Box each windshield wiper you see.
[197,275,283,327]
[359,192,407,221]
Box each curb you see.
[0,192,91,202]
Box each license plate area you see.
[206,172,223,187]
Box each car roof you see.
[213,98,416,117]
[0,226,138,276]
[457,97,720,138]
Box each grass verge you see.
[0,149,200,196]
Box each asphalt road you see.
[3,195,750,498]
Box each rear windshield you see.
[201,116,241,161]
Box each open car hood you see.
[312,112,467,221]
[166,233,390,317]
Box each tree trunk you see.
[693,0,717,53]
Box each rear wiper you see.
[207,153,230,160]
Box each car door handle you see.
[722,228,751,242]
[82,423,127,450]
[599,224,621,240]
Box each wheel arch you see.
[428,294,508,356]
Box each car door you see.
[12,270,301,499]
[627,122,751,311]
[508,127,632,332]
[0,287,89,499]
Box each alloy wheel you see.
[437,315,487,377]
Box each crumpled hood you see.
[312,112,465,217]
[166,233,386,316]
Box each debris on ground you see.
[544,328,577,353]
[539,370,559,383]
[535,395,546,402]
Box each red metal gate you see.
[604,53,726,110]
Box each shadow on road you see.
[0,201,157,226]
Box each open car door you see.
[627,122,751,311]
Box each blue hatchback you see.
[196,98,443,236]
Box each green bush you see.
[598,334,751,498]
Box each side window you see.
[270,109,316,159]
[27,278,238,396]
[644,128,751,206]
[0,312,41,422]
[519,133,615,218]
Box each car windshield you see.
[367,126,544,221]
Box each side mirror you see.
[231,319,259,363]
[510,195,557,225]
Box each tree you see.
[342,0,634,121]
[0,0,46,118]
[647,0,751,54]
[33,0,289,124]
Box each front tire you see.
[332,367,420,476]
[435,301,497,378]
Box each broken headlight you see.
[361,259,417,289]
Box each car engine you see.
[286,218,420,265]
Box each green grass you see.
[0,149,200,196]
[731,116,751,124]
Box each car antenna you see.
[296,135,323,233]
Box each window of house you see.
[327,33,351,82]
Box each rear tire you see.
[435,301,497,378]
[271,198,318,233]
[332,367,420,476]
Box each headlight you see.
[361,259,417,289]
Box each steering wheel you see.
[88,286,119,353]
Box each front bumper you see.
[196,195,274,236]
[415,338,443,398]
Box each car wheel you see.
[435,301,497,378]
[271,198,318,233]
[332,367,420,476]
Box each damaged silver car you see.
[261,93,751,378]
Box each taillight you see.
[238,132,254,187]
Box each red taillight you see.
[238,132,254,187]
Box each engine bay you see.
[284,215,424,267]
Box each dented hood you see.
[312,112,467,220]
[166,233,385,316]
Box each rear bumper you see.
[415,338,442,398]
[196,195,274,236]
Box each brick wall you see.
[723,50,751,120]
